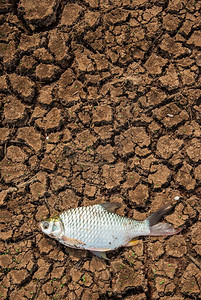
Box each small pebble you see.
[46,136,49,140]
[174,196,180,201]
[167,114,174,117]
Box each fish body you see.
[40,202,181,258]
[57,204,149,251]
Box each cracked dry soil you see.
[0,0,201,299]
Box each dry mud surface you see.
[0,0,201,299]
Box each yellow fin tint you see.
[125,239,139,247]
[61,235,86,246]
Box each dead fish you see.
[39,202,181,259]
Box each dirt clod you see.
[18,0,60,30]
[9,74,35,103]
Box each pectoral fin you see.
[100,202,122,213]
[90,250,109,260]
[61,235,86,246]
[125,238,138,247]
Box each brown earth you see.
[0,0,201,299]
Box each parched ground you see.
[0,0,201,299]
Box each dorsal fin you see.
[100,202,122,213]
[147,203,172,226]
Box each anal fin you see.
[125,238,138,247]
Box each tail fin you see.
[147,204,182,236]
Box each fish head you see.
[39,218,64,238]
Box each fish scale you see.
[59,205,148,250]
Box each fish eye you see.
[43,221,49,229]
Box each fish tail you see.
[147,204,182,236]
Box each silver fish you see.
[40,202,181,259]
